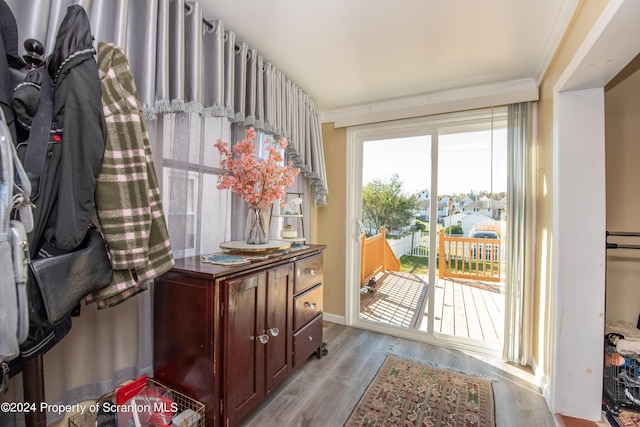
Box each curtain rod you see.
[184,3,214,31]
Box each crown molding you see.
[321,79,539,128]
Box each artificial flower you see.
[215,128,300,208]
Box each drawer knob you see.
[304,302,317,310]
[308,336,313,341]
[305,268,318,276]
[257,334,269,344]
[268,327,280,337]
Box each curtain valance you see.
[6,0,328,205]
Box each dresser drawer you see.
[293,314,323,368]
[293,284,323,331]
[294,254,323,294]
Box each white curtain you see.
[504,102,533,365]
[4,0,328,424]
[158,112,232,259]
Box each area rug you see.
[344,355,495,427]
[610,408,640,426]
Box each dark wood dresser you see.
[153,245,325,427]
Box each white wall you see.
[549,0,640,419]
[552,88,606,420]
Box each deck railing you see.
[360,226,401,286]
[360,228,504,286]
[438,229,503,282]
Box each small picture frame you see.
[282,197,302,215]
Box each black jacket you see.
[13,4,106,254]
[0,0,26,143]
[8,5,105,363]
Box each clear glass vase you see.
[245,204,270,244]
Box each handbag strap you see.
[22,68,53,197]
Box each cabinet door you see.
[265,264,293,393]
[224,272,266,426]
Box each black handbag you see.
[29,228,112,325]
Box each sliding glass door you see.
[358,135,433,330]
[348,108,508,356]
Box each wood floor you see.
[360,272,505,344]
[239,321,556,427]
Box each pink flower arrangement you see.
[215,128,300,209]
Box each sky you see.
[362,130,507,196]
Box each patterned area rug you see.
[345,355,495,427]
[611,408,640,426]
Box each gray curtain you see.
[202,19,225,117]
[223,30,236,119]
[233,41,247,123]
[4,1,328,422]
[504,102,533,365]
[183,1,202,113]
[154,0,171,114]
[126,0,160,117]
[168,0,185,112]
[90,0,129,51]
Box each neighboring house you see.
[437,195,458,220]
[415,189,430,220]
[461,195,491,215]
[441,212,466,232]
[461,196,506,221]
[442,211,501,237]
[414,190,461,221]
[461,212,497,236]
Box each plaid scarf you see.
[87,42,174,308]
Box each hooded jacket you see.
[9,4,105,362]
[13,5,106,254]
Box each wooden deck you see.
[359,271,505,344]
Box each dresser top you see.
[167,244,326,280]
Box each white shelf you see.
[281,237,305,243]
[271,192,305,242]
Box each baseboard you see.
[532,355,552,411]
[322,312,346,325]
[553,413,567,427]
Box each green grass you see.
[399,255,430,274]
[400,255,500,277]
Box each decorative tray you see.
[202,254,251,265]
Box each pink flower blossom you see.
[215,128,300,208]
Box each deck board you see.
[453,280,469,337]
[359,272,427,328]
[464,283,484,340]
[440,277,455,335]
[359,272,505,345]
[470,285,499,343]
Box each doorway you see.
[346,108,508,357]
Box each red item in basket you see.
[132,386,177,425]
[116,375,149,406]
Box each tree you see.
[445,225,463,235]
[413,220,427,232]
[362,174,417,236]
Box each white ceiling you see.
[199,0,578,114]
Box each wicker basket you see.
[68,378,205,427]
